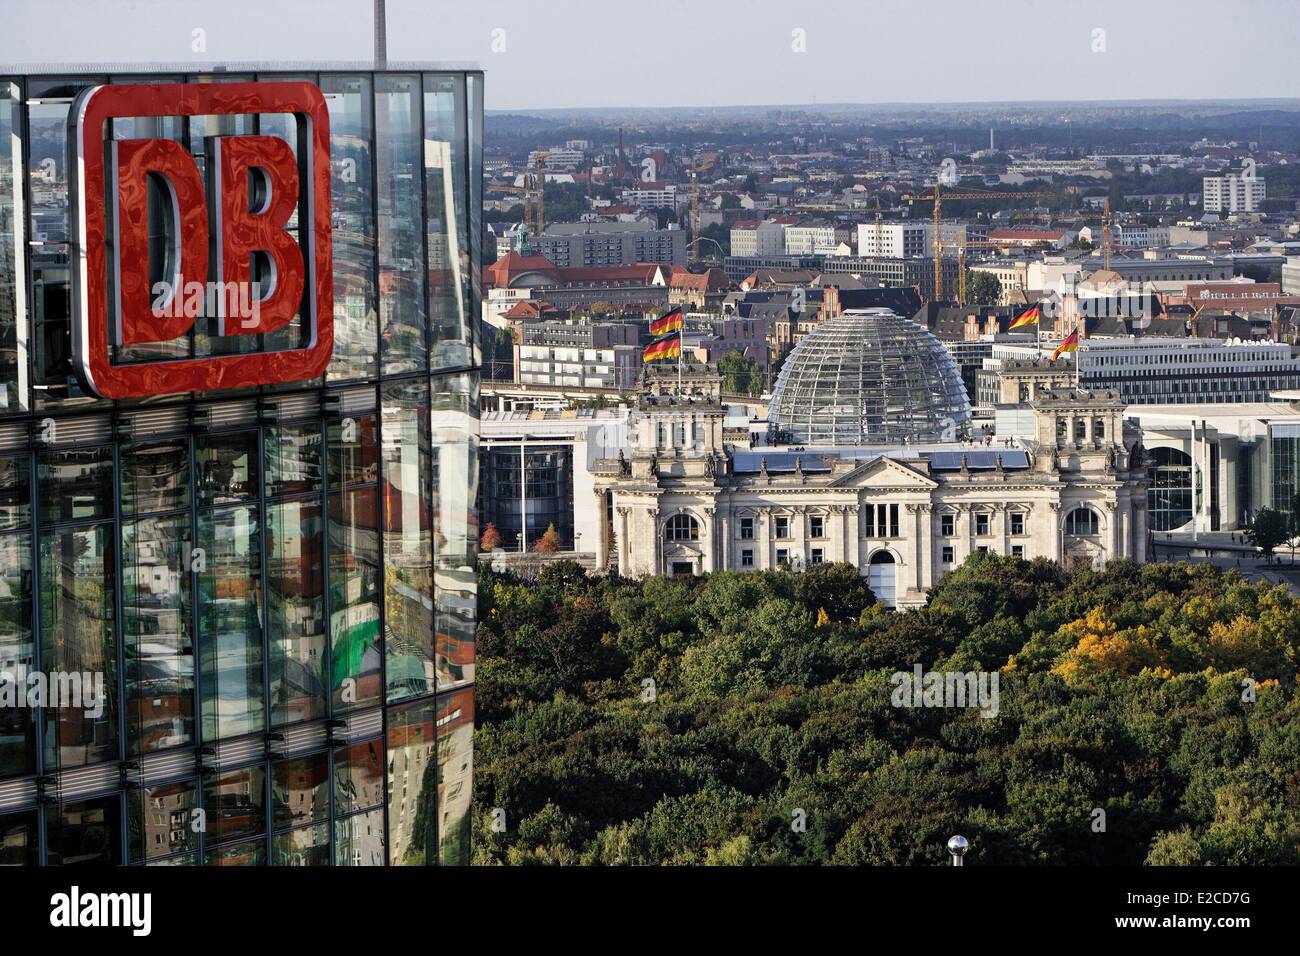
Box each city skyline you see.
[2,0,1299,109]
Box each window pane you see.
[27,81,96,393]
[0,809,38,866]
[424,74,470,371]
[436,689,473,865]
[121,441,190,516]
[265,423,323,498]
[334,737,384,813]
[39,523,117,769]
[0,456,28,531]
[197,431,259,506]
[335,808,385,866]
[383,380,434,701]
[376,75,427,375]
[203,764,266,845]
[268,498,326,725]
[273,823,330,866]
[123,515,193,754]
[322,75,378,383]
[329,487,381,711]
[205,838,266,866]
[198,505,263,740]
[272,753,330,829]
[128,779,197,862]
[38,446,113,524]
[432,374,477,691]
[0,534,34,777]
[465,73,483,368]
[48,795,122,866]
[0,81,27,415]
[328,414,378,488]
[386,699,434,866]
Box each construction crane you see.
[900,185,1053,301]
[1091,198,1115,271]
[493,151,552,240]
[686,154,716,260]
[532,151,550,234]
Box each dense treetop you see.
[473,555,1300,865]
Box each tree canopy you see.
[474,554,1300,865]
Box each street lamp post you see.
[947,835,969,867]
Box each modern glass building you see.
[768,309,971,446]
[0,64,481,865]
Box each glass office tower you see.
[0,65,481,865]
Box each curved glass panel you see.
[769,309,971,446]
[1148,446,1193,532]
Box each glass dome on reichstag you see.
[769,309,971,445]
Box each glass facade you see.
[769,309,971,446]
[0,67,481,865]
[479,444,575,550]
[1147,446,1193,532]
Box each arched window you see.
[1065,507,1099,536]
[867,550,897,607]
[665,514,700,541]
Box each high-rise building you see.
[0,64,480,866]
[1202,173,1266,213]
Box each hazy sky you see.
[2,0,1298,110]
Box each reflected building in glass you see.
[0,64,481,865]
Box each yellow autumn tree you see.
[1052,608,1165,684]
[1199,614,1292,676]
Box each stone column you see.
[649,507,662,576]
[703,506,716,573]
[1105,501,1119,564]
[1120,504,1131,560]
[595,491,609,571]
[1049,501,1062,561]
[616,507,630,575]
[839,506,851,563]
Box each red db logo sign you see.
[70,82,333,398]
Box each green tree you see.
[717,349,763,396]
[966,270,1002,306]
[1246,508,1289,558]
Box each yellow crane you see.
[532,152,550,234]
[1074,198,1116,271]
[900,185,1053,301]
[495,152,552,239]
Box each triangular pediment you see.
[827,455,938,490]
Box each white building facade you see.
[594,368,1149,608]
[1202,173,1265,213]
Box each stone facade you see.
[594,366,1149,608]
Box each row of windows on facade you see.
[0,392,476,777]
[1092,352,1288,366]
[1057,417,1108,440]
[666,507,1101,542]
[0,698,470,866]
[735,542,1030,569]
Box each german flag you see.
[1009,305,1041,330]
[1052,329,1080,361]
[643,334,681,363]
[649,308,683,337]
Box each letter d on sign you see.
[112,138,209,346]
